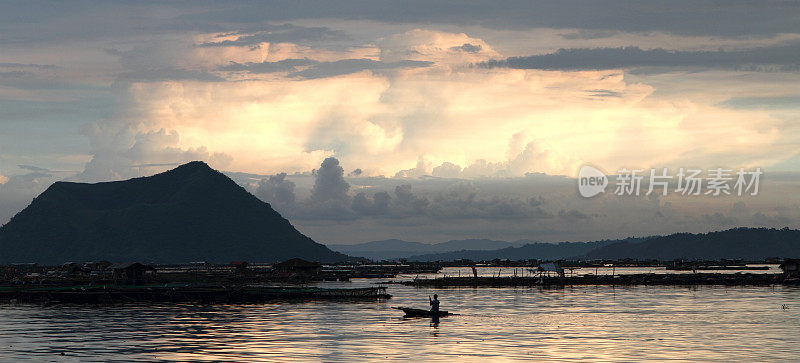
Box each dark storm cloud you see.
[585,89,623,98]
[288,59,433,79]
[480,42,800,72]
[174,0,800,37]
[449,43,483,53]
[352,191,391,215]
[255,172,296,209]
[219,59,315,73]
[311,157,350,203]
[392,184,430,214]
[6,1,796,46]
[254,158,559,221]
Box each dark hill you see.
[328,238,522,260]
[586,228,800,260]
[0,161,350,264]
[406,228,800,262]
[406,240,625,262]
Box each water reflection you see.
[0,271,798,361]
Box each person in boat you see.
[429,294,440,315]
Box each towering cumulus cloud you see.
[255,173,296,210]
[311,157,350,203]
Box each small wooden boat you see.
[393,306,452,318]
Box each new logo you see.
[578,165,608,198]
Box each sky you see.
[1,1,800,244]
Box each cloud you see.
[70,27,795,182]
[254,172,296,210]
[585,89,623,98]
[271,157,561,222]
[153,1,800,38]
[199,25,347,47]
[480,42,800,72]
[393,184,430,214]
[559,30,618,40]
[259,157,800,244]
[2,1,799,53]
[17,165,49,172]
[115,68,225,82]
[379,29,498,65]
[117,55,789,179]
[412,140,575,179]
[719,96,800,110]
[395,157,431,179]
[0,63,58,70]
[218,58,432,78]
[449,43,482,53]
[77,126,232,182]
[219,59,315,73]
[352,191,391,215]
[558,209,590,221]
[0,171,57,224]
[289,59,433,79]
[311,157,350,203]
[432,162,461,178]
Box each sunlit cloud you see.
[103,29,787,179]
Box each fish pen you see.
[0,285,391,304]
[402,273,800,288]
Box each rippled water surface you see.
[1,268,799,362]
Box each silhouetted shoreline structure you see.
[273,258,323,275]
[780,259,800,277]
[110,262,155,281]
[402,272,799,287]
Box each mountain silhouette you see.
[0,161,350,264]
[328,239,529,260]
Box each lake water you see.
[1,267,799,362]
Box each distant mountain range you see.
[404,239,633,262]
[327,239,530,260]
[0,161,350,264]
[360,228,800,262]
[586,228,800,261]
